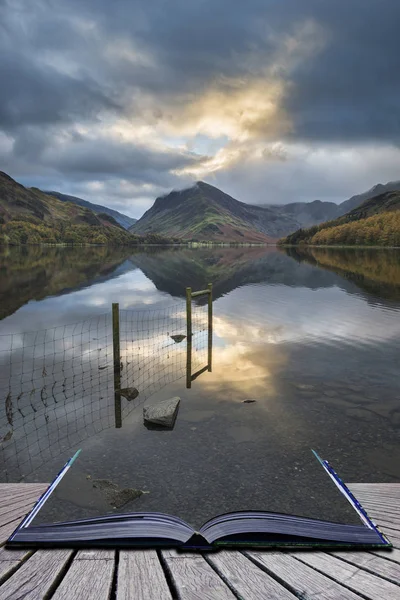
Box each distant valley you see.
[281,190,400,247]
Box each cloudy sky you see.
[1,0,399,218]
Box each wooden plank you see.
[207,551,297,599]
[0,484,47,491]
[0,494,40,517]
[0,486,47,505]
[0,550,73,600]
[52,550,114,600]
[350,490,400,501]
[332,551,400,585]
[369,518,400,532]
[372,547,400,564]
[353,495,400,507]
[0,498,43,527]
[0,517,26,546]
[247,551,363,600]
[0,548,33,585]
[349,484,400,490]
[351,486,400,496]
[382,531,400,549]
[117,550,172,600]
[0,489,45,506]
[295,551,400,600]
[362,502,400,515]
[162,550,236,599]
[360,502,400,518]
[361,510,400,528]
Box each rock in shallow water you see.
[143,396,180,428]
[92,479,144,508]
[119,387,139,401]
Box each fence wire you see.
[119,302,208,420]
[0,299,210,482]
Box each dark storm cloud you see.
[1,0,399,207]
[3,0,398,141]
[281,0,400,143]
[0,23,119,131]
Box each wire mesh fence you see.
[119,302,208,421]
[0,291,211,482]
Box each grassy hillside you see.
[43,190,136,229]
[130,181,298,242]
[279,190,400,247]
[0,172,170,246]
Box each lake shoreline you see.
[279,243,400,249]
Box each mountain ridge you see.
[42,191,136,230]
[130,181,299,242]
[280,190,400,246]
[0,172,167,246]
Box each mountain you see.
[264,200,342,228]
[43,191,136,229]
[130,181,298,242]
[280,190,400,246]
[339,180,400,214]
[0,171,174,246]
[261,181,400,228]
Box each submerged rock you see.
[92,478,144,508]
[295,384,315,391]
[119,387,139,401]
[143,396,180,428]
[170,334,186,343]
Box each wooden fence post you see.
[207,283,213,372]
[186,287,192,388]
[112,303,122,428]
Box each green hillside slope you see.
[279,191,400,247]
[43,190,136,229]
[130,181,298,242]
[0,172,168,246]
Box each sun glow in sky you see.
[1,0,399,217]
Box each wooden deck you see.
[0,483,399,599]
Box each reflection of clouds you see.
[219,285,400,347]
[0,300,209,481]
[0,268,177,334]
[199,314,287,401]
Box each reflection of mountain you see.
[130,246,400,306]
[129,247,352,301]
[282,246,400,304]
[0,246,136,320]
[2,245,400,323]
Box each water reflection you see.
[0,245,399,493]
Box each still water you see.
[0,245,399,526]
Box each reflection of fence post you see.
[112,303,122,428]
[207,283,213,372]
[186,287,192,388]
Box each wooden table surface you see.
[0,483,399,599]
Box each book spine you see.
[323,459,390,545]
[8,449,81,541]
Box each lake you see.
[1,245,400,527]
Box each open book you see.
[7,450,391,549]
